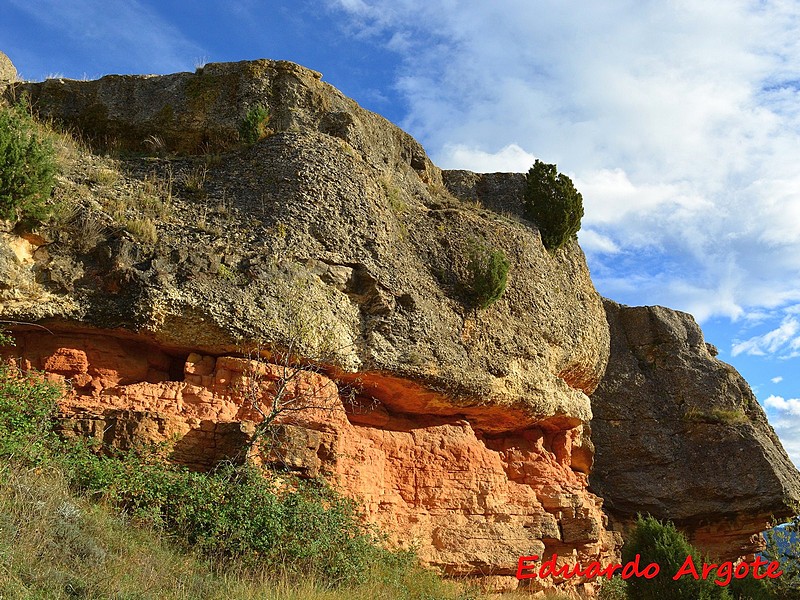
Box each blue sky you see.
[3,0,800,466]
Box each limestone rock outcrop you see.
[0,58,618,595]
[5,60,609,421]
[0,51,17,93]
[590,300,800,559]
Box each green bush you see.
[760,518,800,599]
[624,515,731,600]
[62,445,388,586]
[0,102,57,222]
[0,364,61,461]
[600,575,630,600]
[524,159,583,252]
[239,104,271,145]
[467,243,510,309]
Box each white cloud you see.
[765,395,800,416]
[763,394,800,467]
[438,143,536,173]
[578,230,620,255]
[732,317,800,357]
[772,376,784,384]
[769,414,800,469]
[329,0,800,327]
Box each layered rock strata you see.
[0,55,621,595]
[590,300,800,559]
[4,330,619,596]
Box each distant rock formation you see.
[590,300,800,559]
[0,51,17,94]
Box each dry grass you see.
[683,406,749,425]
[123,217,158,244]
[0,463,228,599]
[0,463,477,600]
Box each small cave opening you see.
[168,353,190,382]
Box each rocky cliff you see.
[1,55,618,596]
[590,300,800,559]
[1,51,799,595]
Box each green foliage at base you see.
[0,359,474,599]
[762,518,800,599]
[239,105,271,145]
[0,363,61,461]
[624,515,731,600]
[467,243,510,309]
[600,576,630,600]
[0,102,57,222]
[64,449,382,586]
[524,159,583,253]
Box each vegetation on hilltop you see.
[0,100,56,222]
[524,160,583,253]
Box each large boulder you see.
[590,300,800,559]
[0,58,617,596]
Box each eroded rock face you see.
[4,330,619,596]
[3,59,610,428]
[0,58,620,593]
[590,300,800,559]
[0,51,17,93]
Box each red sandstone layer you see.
[4,330,619,596]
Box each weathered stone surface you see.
[3,331,620,595]
[0,51,17,94]
[10,59,438,182]
[2,59,610,428]
[443,170,527,220]
[590,300,800,559]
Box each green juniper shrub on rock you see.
[623,515,731,600]
[238,104,271,145]
[0,102,57,223]
[524,159,583,253]
[467,241,510,310]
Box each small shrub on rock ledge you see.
[239,104,271,145]
[0,102,57,223]
[524,159,583,253]
[467,242,510,309]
